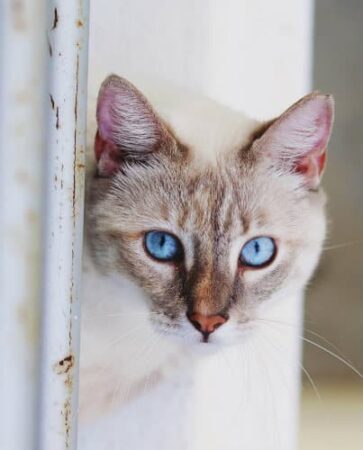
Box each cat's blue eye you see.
[144,231,182,262]
[240,237,276,268]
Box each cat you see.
[78,74,334,450]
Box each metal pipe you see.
[38,1,89,449]
[0,1,46,450]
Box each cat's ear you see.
[95,75,175,177]
[254,93,334,189]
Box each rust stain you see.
[15,89,31,104]
[54,354,74,375]
[71,54,80,231]
[63,323,74,447]
[51,7,59,30]
[55,353,75,447]
[11,0,26,31]
[76,19,84,27]
[62,398,71,448]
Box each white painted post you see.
[0,1,46,450]
[38,2,89,450]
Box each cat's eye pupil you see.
[240,237,276,268]
[144,231,182,262]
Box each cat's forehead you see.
[176,163,301,233]
[110,155,302,242]
[157,98,259,165]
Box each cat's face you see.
[87,75,334,346]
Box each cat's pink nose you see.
[187,312,227,341]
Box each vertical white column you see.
[0,1,46,450]
[38,1,89,449]
[88,2,314,449]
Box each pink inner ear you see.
[94,75,170,177]
[94,84,122,176]
[97,85,119,142]
[95,131,120,177]
[261,93,334,189]
[306,99,333,153]
[295,147,327,188]
[293,98,332,188]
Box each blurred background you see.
[301,1,363,448]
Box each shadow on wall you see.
[304,0,363,379]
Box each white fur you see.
[80,253,305,449]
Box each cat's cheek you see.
[290,245,323,287]
[238,266,275,284]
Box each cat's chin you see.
[151,321,253,354]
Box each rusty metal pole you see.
[0,1,46,450]
[38,1,89,449]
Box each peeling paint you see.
[47,37,53,57]
[55,106,60,129]
[49,94,55,110]
[51,7,59,30]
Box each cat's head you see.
[87,75,334,346]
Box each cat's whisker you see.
[93,328,148,383]
[258,316,352,359]
[112,333,161,407]
[86,311,147,318]
[302,337,363,379]
[233,334,291,448]
[103,311,147,317]
[224,339,252,417]
[142,334,165,395]
[256,339,284,449]
[254,317,298,328]
[300,364,322,403]
[259,331,323,405]
[322,240,363,251]
[106,324,146,349]
[257,318,363,379]
[255,317,350,361]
